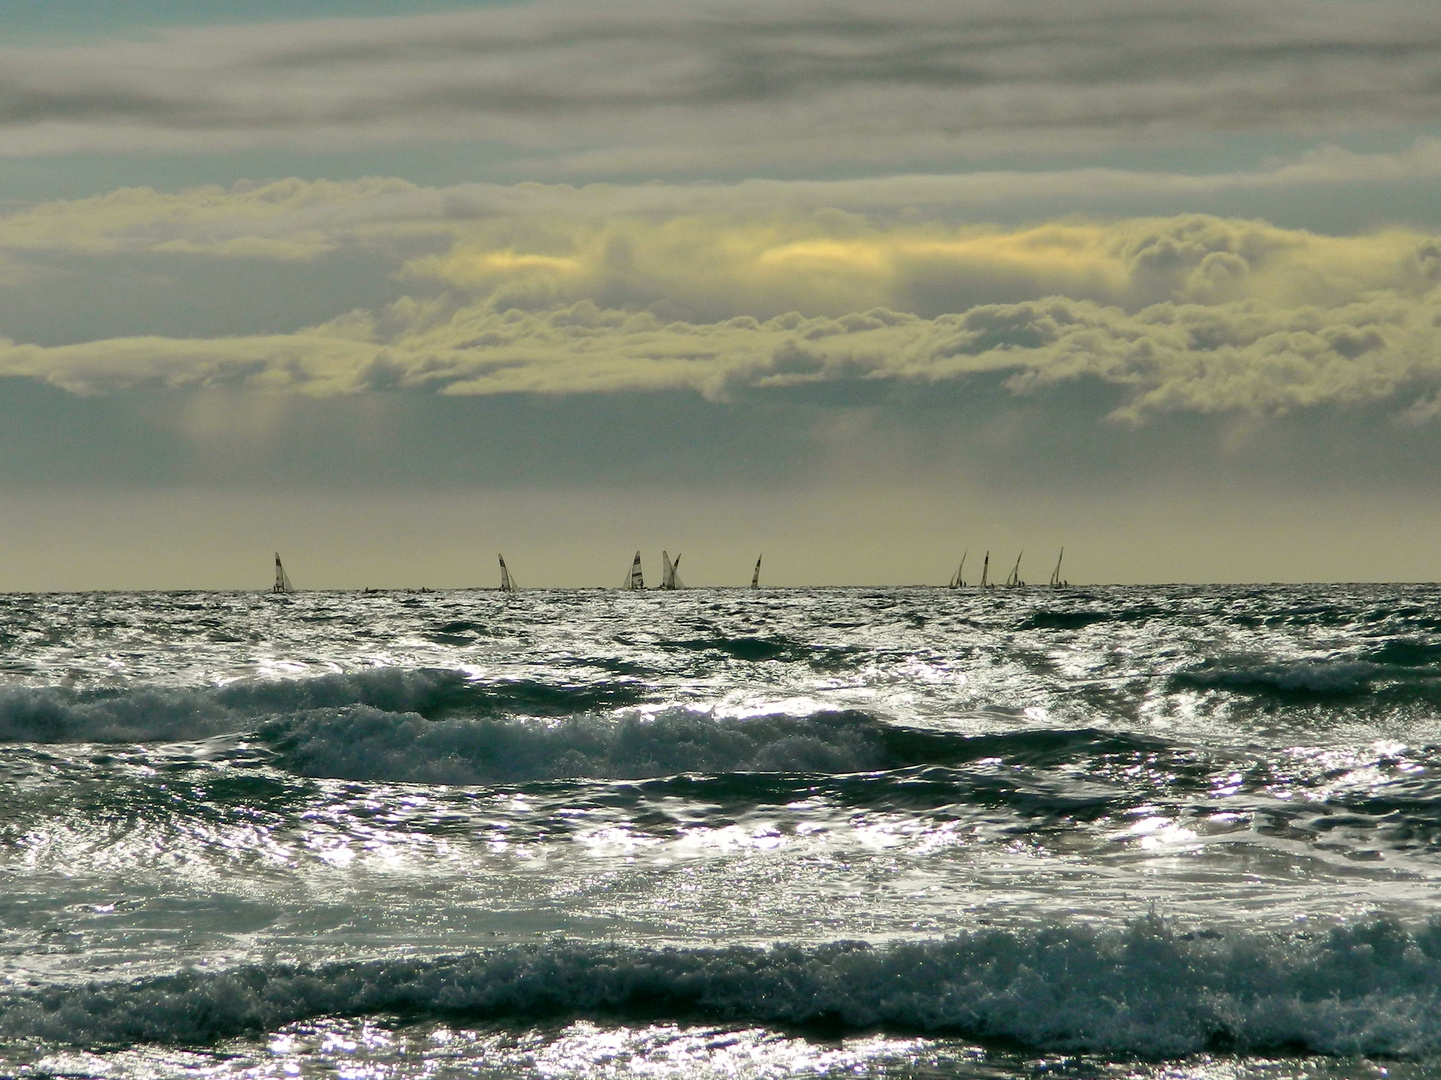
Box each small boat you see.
[948,551,967,588]
[980,551,990,588]
[750,554,762,589]
[271,553,293,594]
[660,551,683,590]
[623,551,644,590]
[498,554,516,593]
[1005,552,1024,588]
[1049,548,1066,588]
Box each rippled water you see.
[2,584,1441,1077]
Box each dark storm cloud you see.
[0,0,1439,166]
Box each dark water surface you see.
[1,585,1440,1078]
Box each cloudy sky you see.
[3,0,1441,588]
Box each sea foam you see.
[0,668,638,745]
[262,705,897,784]
[7,917,1441,1058]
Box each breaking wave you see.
[0,668,646,744]
[10,918,1441,1059]
[257,708,1186,786]
[0,663,1187,787]
[261,707,900,784]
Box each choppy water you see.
[3,584,1441,1078]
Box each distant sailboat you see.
[980,551,990,588]
[750,554,762,589]
[272,553,293,594]
[1049,548,1065,588]
[948,550,967,588]
[498,554,516,593]
[623,551,644,590]
[1005,551,1024,588]
[661,551,683,590]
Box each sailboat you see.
[948,551,967,588]
[623,551,644,590]
[498,554,516,593]
[980,551,990,588]
[661,551,684,590]
[750,554,762,589]
[1005,551,1024,588]
[271,553,293,594]
[1049,548,1065,588]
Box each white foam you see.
[265,706,891,783]
[0,671,902,782]
[0,668,589,745]
[7,918,1441,1058]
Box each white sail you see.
[1049,548,1064,588]
[750,554,762,589]
[624,551,644,590]
[659,551,684,590]
[980,551,990,588]
[949,550,967,588]
[272,552,293,594]
[1006,551,1024,587]
[498,554,515,593]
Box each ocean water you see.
[2,585,1441,1078]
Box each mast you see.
[980,551,989,588]
[1006,551,1024,587]
[625,551,644,590]
[498,554,515,593]
[949,550,967,588]
[272,553,293,594]
[751,554,762,589]
[1049,548,1064,588]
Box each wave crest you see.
[0,668,644,745]
[1172,658,1382,698]
[262,707,895,784]
[10,918,1441,1058]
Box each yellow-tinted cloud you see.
[2,287,1440,424]
[0,176,429,259]
[410,212,1439,322]
[0,332,380,396]
[2,186,1441,423]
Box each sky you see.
[3,0,1441,589]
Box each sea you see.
[1,584,1440,1079]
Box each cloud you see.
[3,175,1441,424]
[5,176,1437,314]
[2,269,1439,425]
[7,142,1441,268]
[0,176,432,259]
[0,330,379,397]
[1,1,1440,168]
[406,210,1441,320]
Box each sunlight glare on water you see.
[1,585,1441,1076]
